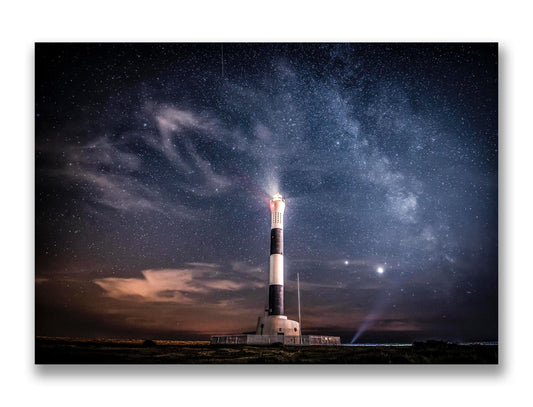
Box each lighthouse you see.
[255,193,300,337]
[268,192,285,315]
[209,192,341,345]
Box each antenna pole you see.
[297,272,301,342]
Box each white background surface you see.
[1,1,529,405]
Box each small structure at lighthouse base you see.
[256,315,300,336]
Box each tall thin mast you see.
[297,272,301,336]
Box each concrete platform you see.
[210,334,341,346]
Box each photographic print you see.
[35,43,498,364]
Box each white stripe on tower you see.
[269,254,283,285]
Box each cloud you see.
[86,265,268,335]
[38,104,237,216]
[94,267,263,304]
[73,136,142,171]
[185,262,220,269]
[41,131,200,217]
[231,261,264,275]
[153,107,214,170]
[148,106,233,196]
[75,171,165,213]
[68,165,197,218]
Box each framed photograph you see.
[35,43,498,364]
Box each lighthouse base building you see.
[210,193,340,346]
[256,315,300,336]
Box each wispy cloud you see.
[94,266,263,304]
[146,105,234,196]
[75,171,166,213]
[72,136,142,171]
[152,107,215,170]
[41,131,199,217]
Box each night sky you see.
[35,43,498,343]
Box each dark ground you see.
[35,337,497,364]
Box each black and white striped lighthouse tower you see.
[269,192,285,315]
[254,192,300,337]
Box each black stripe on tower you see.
[269,284,284,315]
[270,228,283,255]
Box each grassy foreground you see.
[35,337,497,364]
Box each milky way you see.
[36,43,498,342]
